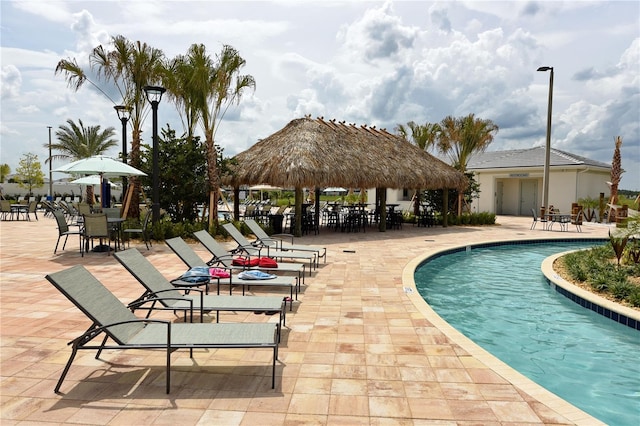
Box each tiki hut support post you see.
[378,188,387,232]
[233,186,240,222]
[294,187,303,237]
[315,188,321,232]
[442,189,449,227]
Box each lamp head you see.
[537,66,553,72]
[143,85,166,104]
[114,105,132,120]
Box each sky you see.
[1,0,639,191]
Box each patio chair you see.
[123,208,152,249]
[81,213,110,256]
[244,219,326,263]
[0,200,12,221]
[23,200,38,221]
[165,237,299,304]
[222,223,317,270]
[45,265,279,394]
[193,229,306,284]
[53,209,83,254]
[113,248,285,337]
[530,208,547,230]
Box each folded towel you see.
[237,270,277,280]
[177,266,210,283]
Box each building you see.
[373,147,611,216]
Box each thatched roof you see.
[223,117,467,190]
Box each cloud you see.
[338,1,418,62]
[1,65,22,99]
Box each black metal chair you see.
[123,209,152,250]
[53,209,83,254]
[82,213,110,256]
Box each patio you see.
[0,215,612,425]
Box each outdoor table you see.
[545,213,571,231]
[10,204,28,221]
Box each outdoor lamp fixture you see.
[537,66,554,216]
[143,85,166,224]
[114,105,132,196]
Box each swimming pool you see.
[414,240,640,426]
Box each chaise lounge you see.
[45,265,279,394]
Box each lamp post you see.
[47,126,53,201]
[537,66,554,216]
[143,85,166,224]
[114,105,132,197]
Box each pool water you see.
[415,241,640,426]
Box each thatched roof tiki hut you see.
[223,117,468,236]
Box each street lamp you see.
[47,126,53,201]
[114,105,132,197]
[143,85,166,224]
[537,66,554,217]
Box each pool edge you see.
[402,238,607,426]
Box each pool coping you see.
[402,238,608,426]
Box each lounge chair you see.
[45,265,279,394]
[165,237,299,304]
[244,219,326,263]
[113,248,285,337]
[193,229,307,284]
[222,223,317,270]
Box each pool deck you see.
[0,214,618,425]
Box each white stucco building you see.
[371,147,611,216]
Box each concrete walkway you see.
[1,214,613,425]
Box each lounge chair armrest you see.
[271,233,295,244]
[206,254,236,266]
[71,318,171,347]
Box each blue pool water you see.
[414,240,640,426]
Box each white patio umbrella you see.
[248,184,282,201]
[71,175,120,188]
[55,156,146,206]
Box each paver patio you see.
[1,214,614,425]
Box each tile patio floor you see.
[1,214,614,425]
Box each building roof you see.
[467,147,611,171]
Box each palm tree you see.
[46,119,117,203]
[396,121,441,216]
[56,35,165,217]
[175,44,256,227]
[437,114,498,214]
[608,136,623,222]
